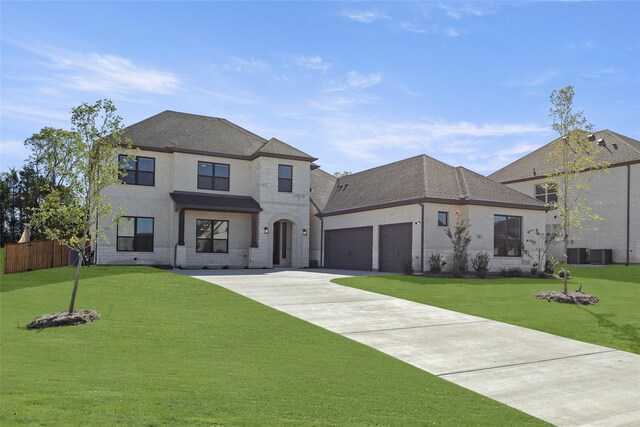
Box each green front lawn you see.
[0,263,544,426]
[334,265,640,354]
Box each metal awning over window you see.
[169,191,262,213]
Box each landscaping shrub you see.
[507,267,523,277]
[531,267,538,276]
[444,213,471,277]
[471,252,490,278]
[544,257,559,274]
[428,253,447,273]
[402,257,414,275]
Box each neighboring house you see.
[489,130,640,265]
[98,111,547,272]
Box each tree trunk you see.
[68,250,82,314]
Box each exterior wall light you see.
[264,227,269,234]
[302,228,308,236]
[414,221,421,225]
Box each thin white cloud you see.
[346,71,383,89]
[54,52,181,95]
[0,140,32,170]
[442,27,461,38]
[503,71,558,87]
[581,68,619,79]
[398,22,428,34]
[296,56,331,71]
[439,3,489,19]
[318,115,550,164]
[1,104,70,124]
[219,57,268,73]
[566,41,594,50]
[340,9,389,23]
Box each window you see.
[546,224,562,242]
[278,165,293,192]
[535,183,557,203]
[119,155,155,186]
[117,217,154,252]
[198,162,230,191]
[438,211,448,227]
[196,220,229,253]
[494,215,522,257]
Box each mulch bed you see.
[533,290,599,305]
[26,310,100,330]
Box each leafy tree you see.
[0,165,50,244]
[32,99,131,314]
[444,211,471,277]
[332,171,351,177]
[547,86,609,293]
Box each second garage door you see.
[379,223,413,273]
[324,226,373,271]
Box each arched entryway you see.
[272,219,293,267]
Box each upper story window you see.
[494,215,522,257]
[278,165,293,192]
[198,162,230,191]
[119,155,155,186]
[117,216,154,252]
[438,211,448,227]
[196,219,229,253]
[535,183,557,203]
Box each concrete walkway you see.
[179,269,640,426]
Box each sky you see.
[1,1,639,176]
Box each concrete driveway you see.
[179,268,640,426]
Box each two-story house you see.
[98,111,315,269]
[489,130,640,265]
[98,110,549,273]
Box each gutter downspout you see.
[420,202,425,273]
[320,216,324,268]
[627,165,631,266]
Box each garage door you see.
[324,226,373,271]
[379,223,412,273]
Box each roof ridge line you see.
[455,167,470,199]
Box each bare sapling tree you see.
[547,86,609,293]
[32,99,132,314]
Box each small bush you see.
[530,267,538,276]
[471,252,490,278]
[507,267,523,277]
[544,257,559,274]
[558,268,570,278]
[499,268,508,277]
[428,253,447,273]
[402,257,414,275]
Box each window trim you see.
[195,219,229,254]
[116,216,154,252]
[493,214,522,258]
[534,183,557,204]
[119,155,155,186]
[437,211,448,227]
[278,164,293,193]
[197,161,230,191]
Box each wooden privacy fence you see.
[3,240,70,274]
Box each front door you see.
[272,221,290,266]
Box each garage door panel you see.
[379,223,412,273]
[325,227,373,271]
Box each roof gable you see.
[489,130,640,183]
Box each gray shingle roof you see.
[310,169,337,211]
[489,130,640,183]
[321,155,545,216]
[124,111,316,161]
